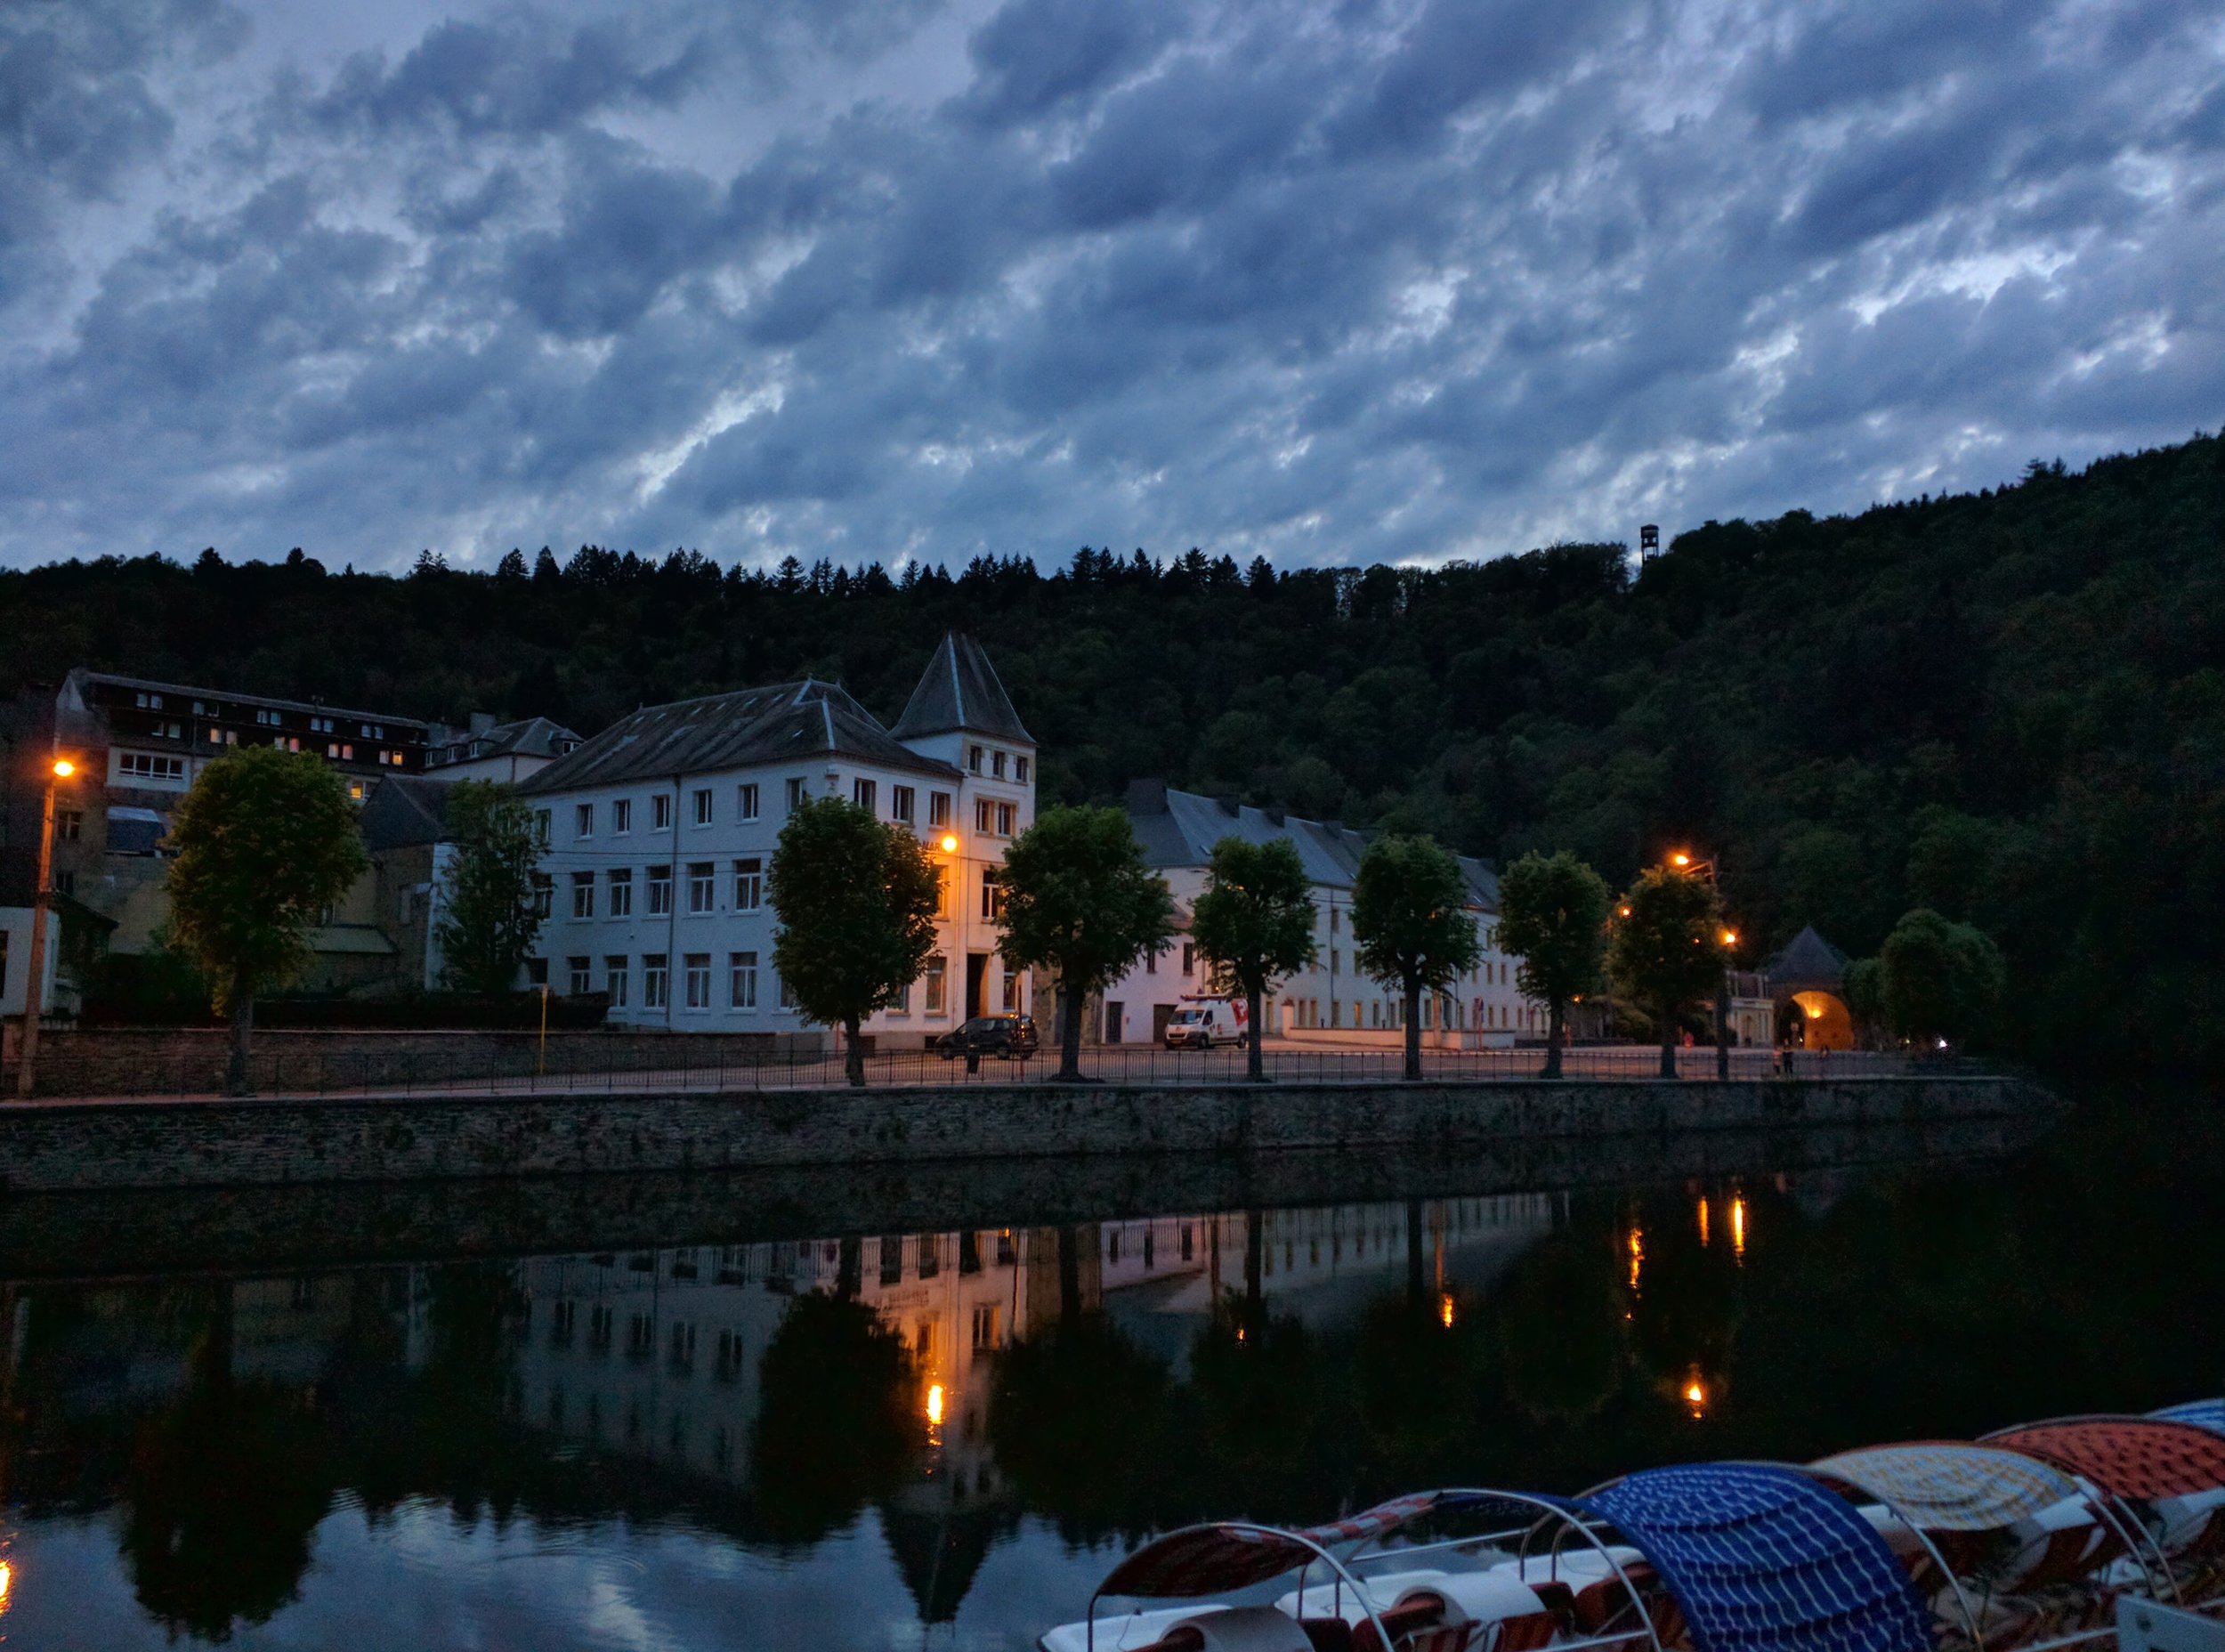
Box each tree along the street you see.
[1496,849,1611,1079]
[165,745,368,1095]
[1607,865,1729,1079]
[1877,907,2006,1049]
[1188,836,1317,1081]
[768,796,940,1087]
[994,805,1176,1081]
[1351,835,1482,1081]
[434,781,545,997]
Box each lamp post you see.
[1665,849,1730,1081]
[14,755,77,1099]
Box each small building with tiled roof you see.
[1761,924,1855,1050]
[515,636,1036,1044]
[424,715,581,784]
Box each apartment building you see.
[518,634,1035,1043]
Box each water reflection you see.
[2,1102,2221,1649]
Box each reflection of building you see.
[509,1230,1037,1496]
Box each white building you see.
[421,714,581,784]
[1096,782,1540,1047]
[517,635,1036,1044]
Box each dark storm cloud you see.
[2,0,2222,571]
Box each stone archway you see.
[1789,990,1853,1050]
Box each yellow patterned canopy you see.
[1810,1442,2084,1531]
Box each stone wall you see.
[5,1025,829,1098]
[0,1073,2056,1193]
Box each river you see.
[0,1089,2214,1650]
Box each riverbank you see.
[0,1073,2057,1194]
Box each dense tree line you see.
[7,432,2223,1073]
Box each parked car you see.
[935,1014,1040,1061]
[1164,996,1250,1049]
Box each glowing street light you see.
[1670,851,1692,868]
[939,833,959,854]
[926,1383,945,1427]
[1684,1375,1710,1417]
[50,758,75,779]
[15,750,83,1098]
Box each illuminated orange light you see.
[939,833,959,854]
[1618,905,1632,918]
[1697,1197,1711,1247]
[1671,852,1691,867]
[926,1383,945,1426]
[1626,1227,1645,1290]
[1719,929,1738,947]
[1685,1377,1709,1415]
[1438,1292,1457,1329]
[51,758,75,779]
[0,1559,12,1609]
[1730,1196,1748,1259]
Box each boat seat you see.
[1041,1606,1230,1652]
[1394,1571,1558,1652]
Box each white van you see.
[1163,996,1250,1049]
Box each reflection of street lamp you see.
[14,754,79,1099]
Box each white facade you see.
[521,641,1038,1044]
[0,905,62,1018]
[1104,784,1542,1047]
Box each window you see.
[933,865,949,917]
[967,744,983,773]
[117,752,185,781]
[925,954,948,1015]
[1016,755,1032,783]
[571,871,595,918]
[53,870,75,896]
[1002,965,1020,1012]
[999,802,1016,835]
[785,776,805,813]
[730,951,758,1008]
[991,749,1007,780]
[607,868,632,916]
[643,954,669,1008]
[739,782,759,822]
[534,809,552,846]
[972,1303,1001,1351]
[1182,943,1195,976]
[852,777,877,814]
[605,956,630,1008]
[975,798,992,832]
[152,720,182,740]
[254,707,279,725]
[777,973,797,1010]
[684,953,711,1008]
[975,798,1015,836]
[647,865,673,915]
[892,785,914,823]
[651,793,672,830]
[568,957,592,995]
[575,803,595,838]
[531,874,554,919]
[525,956,546,985]
[688,862,716,913]
[928,790,951,827]
[980,869,1003,920]
[732,858,762,911]
[612,798,632,833]
[889,978,911,1015]
[1145,946,1157,976]
[692,788,713,826]
[55,808,83,843]
[135,691,164,709]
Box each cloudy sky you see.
[4,0,2221,574]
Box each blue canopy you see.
[1582,1463,1933,1652]
[2152,1400,2225,1438]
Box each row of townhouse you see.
[517,634,1037,1042]
[1079,781,1546,1048]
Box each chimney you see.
[1125,778,1169,814]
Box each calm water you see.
[1,1094,2218,1651]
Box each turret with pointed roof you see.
[892,634,1032,748]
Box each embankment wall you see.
[0,1074,2056,1194]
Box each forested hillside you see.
[7,433,2223,1073]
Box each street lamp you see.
[14,754,79,1098]
[939,832,959,854]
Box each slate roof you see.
[1126,781,1500,909]
[359,775,454,852]
[1764,925,1849,991]
[891,634,1033,744]
[429,714,580,767]
[518,678,960,795]
[63,668,429,732]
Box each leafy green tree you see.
[769,796,940,1087]
[433,781,544,996]
[1607,865,1728,1079]
[1879,907,2006,1049]
[1496,849,1611,1078]
[1189,836,1316,1081]
[166,746,368,1095]
[1352,834,1483,1081]
[995,805,1176,1081]
[1843,955,1886,1045]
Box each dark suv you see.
[934,1014,1040,1061]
